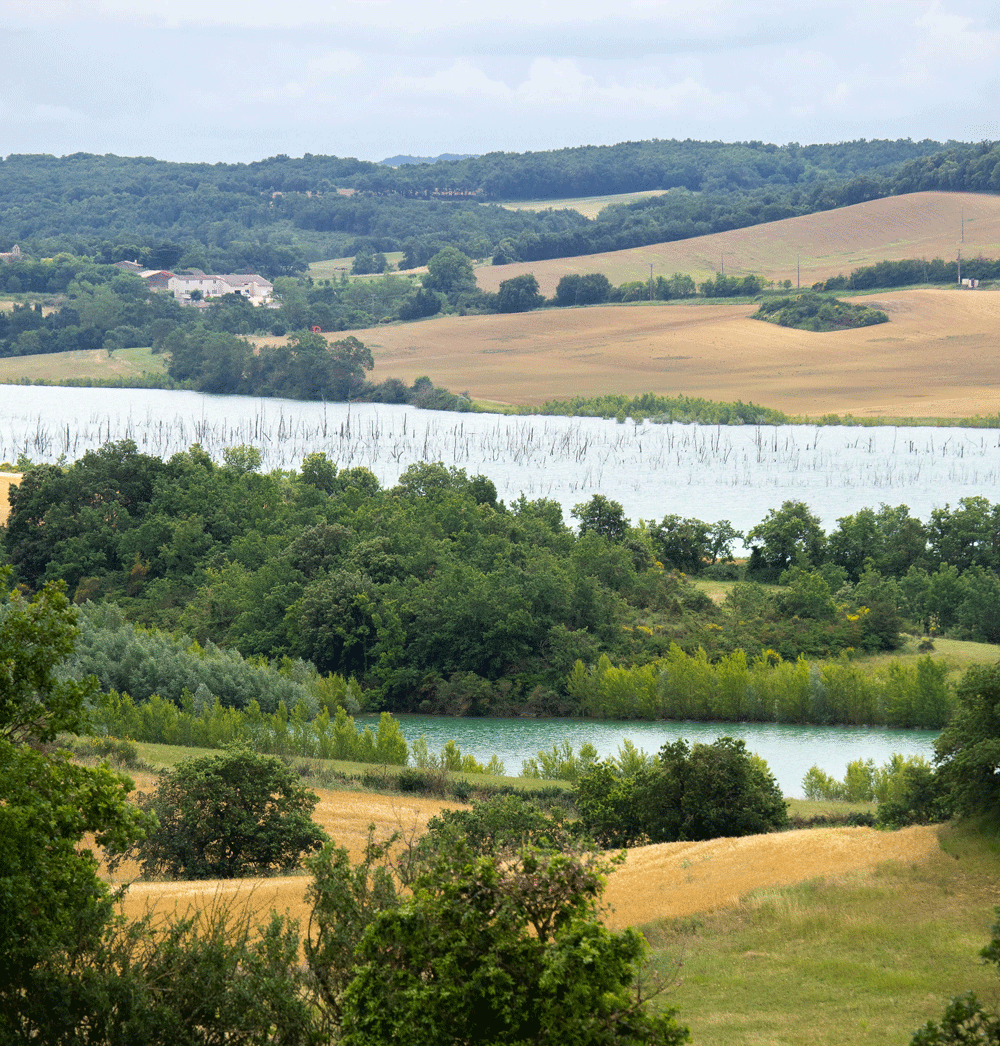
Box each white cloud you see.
[384,60,514,102]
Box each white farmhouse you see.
[166,273,274,305]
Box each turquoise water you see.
[371,716,939,798]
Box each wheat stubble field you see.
[473,191,1000,295]
[112,784,941,935]
[361,287,1000,418]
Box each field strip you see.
[602,824,941,929]
[113,786,942,934]
[473,191,1000,295]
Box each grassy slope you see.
[647,818,1000,1046]
[495,189,669,220]
[110,738,998,1046]
[0,345,168,384]
[473,190,1000,296]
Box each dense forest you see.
[4,440,1000,727]
[1,138,997,274]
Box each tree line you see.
[5,442,1000,721]
[1,138,995,278]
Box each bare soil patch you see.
[361,287,1000,418]
[473,191,1000,296]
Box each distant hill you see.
[379,153,479,167]
[1,140,996,277]
[473,191,1000,296]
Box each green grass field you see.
[646,816,1000,1046]
[117,735,1000,1046]
[0,345,168,385]
[308,252,409,279]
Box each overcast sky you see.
[2,1,997,164]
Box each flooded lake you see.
[3,385,999,546]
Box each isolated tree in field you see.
[423,246,476,294]
[124,746,327,879]
[497,272,544,312]
[575,736,788,848]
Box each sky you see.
[1,1,997,165]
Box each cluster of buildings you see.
[116,261,274,306]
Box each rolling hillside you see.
[473,191,1000,296]
[357,287,1000,419]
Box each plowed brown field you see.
[112,786,942,934]
[360,287,1000,418]
[473,191,1000,295]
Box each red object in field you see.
[311,325,322,333]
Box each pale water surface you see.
[1,386,957,792]
[372,715,939,799]
[3,386,1000,546]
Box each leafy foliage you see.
[934,662,1000,818]
[0,575,155,1039]
[121,747,327,879]
[575,736,788,848]
[754,291,889,331]
[305,812,689,1046]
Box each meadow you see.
[101,742,999,1046]
[495,188,669,220]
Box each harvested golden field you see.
[360,286,1000,418]
[111,783,942,938]
[602,824,939,931]
[497,189,668,220]
[473,191,1000,296]
[0,473,20,524]
[113,787,455,929]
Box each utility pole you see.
[649,262,653,302]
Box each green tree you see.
[746,500,826,579]
[0,574,154,1038]
[572,494,628,542]
[423,246,477,294]
[336,832,689,1046]
[497,272,544,312]
[575,737,788,847]
[933,661,1000,818]
[123,746,327,879]
[649,514,713,573]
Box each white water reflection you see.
[3,385,1000,547]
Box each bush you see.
[575,736,788,848]
[118,746,327,879]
